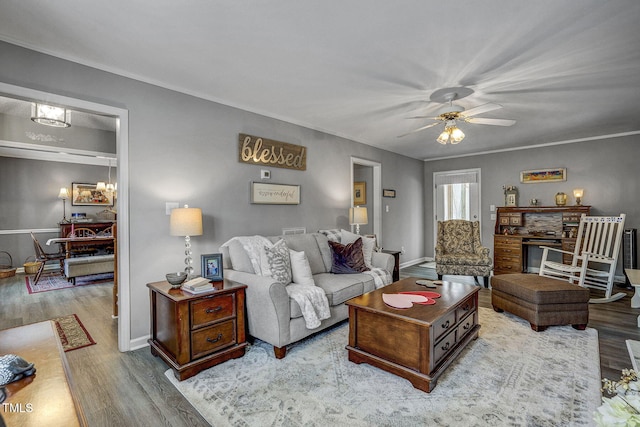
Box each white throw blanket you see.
[220,235,272,275]
[221,235,331,329]
[286,283,331,329]
[364,267,392,289]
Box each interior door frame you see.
[0,82,131,352]
[350,156,382,244]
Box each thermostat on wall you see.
[261,170,271,179]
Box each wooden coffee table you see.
[345,277,480,392]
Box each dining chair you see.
[30,232,66,285]
[65,228,98,257]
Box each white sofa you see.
[220,232,394,358]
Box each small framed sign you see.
[251,182,301,205]
[201,253,223,281]
[383,189,396,198]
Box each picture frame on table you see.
[71,182,114,206]
[201,253,223,281]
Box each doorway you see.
[433,168,481,248]
[351,157,382,244]
[0,82,131,351]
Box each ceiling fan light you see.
[450,127,465,142]
[437,130,450,144]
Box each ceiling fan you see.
[398,87,516,144]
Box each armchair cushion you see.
[435,220,492,277]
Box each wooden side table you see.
[382,249,401,282]
[147,279,247,380]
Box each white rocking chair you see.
[539,213,626,303]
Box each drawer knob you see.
[206,333,223,344]
[206,306,223,314]
[442,320,450,329]
[461,304,470,311]
[463,323,471,330]
[441,342,450,351]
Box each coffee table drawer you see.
[456,297,476,321]
[456,313,476,340]
[433,310,456,341]
[434,329,457,365]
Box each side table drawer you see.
[191,294,235,328]
[191,319,237,359]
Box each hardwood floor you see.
[0,273,208,427]
[1,267,638,426]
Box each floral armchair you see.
[435,220,492,286]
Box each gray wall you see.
[424,135,640,276]
[0,41,425,342]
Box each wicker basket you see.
[23,256,42,275]
[0,251,17,278]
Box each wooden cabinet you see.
[382,249,401,282]
[493,206,591,275]
[147,279,247,381]
[494,235,523,275]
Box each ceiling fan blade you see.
[397,122,441,138]
[466,117,516,126]
[406,115,439,120]
[462,103,502,117]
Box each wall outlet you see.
[490,213,496,221]
[490,204,496,212]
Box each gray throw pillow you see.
[265,239,292,284]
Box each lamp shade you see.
[349,206,368,225]
[573,189,584,198]
[58,187,70,199]
[170,207,203,236]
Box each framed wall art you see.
[250,182,301,205]
[201,253,223,281]
[71,182,114,206]
[520,168,567,184]
[382,189,396,198]
[353,181,366,205]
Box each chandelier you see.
[436,120,465,145]
[31,103,71,128]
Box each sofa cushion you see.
[318,229,341,242]
[341,229,375,268]
[227,239,255,273]
[328,238,368,274]
[289,249,315,286]
[313,273,368,306]
[265,239,292,284]
[269,233,328,275]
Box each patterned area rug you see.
[25,272,113,294]
[52,314,96,352]
[166,307,601,426]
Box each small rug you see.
[166,307,601,426]
[25,272,113,294]
[52,314,96,352]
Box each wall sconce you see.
[58,187,70,223]
[170,205,203,279]
[349,206,368,235]
[573,189,584,206]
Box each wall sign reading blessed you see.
[239,133,306,171]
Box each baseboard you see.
[400,257,428,269]
[129,334,150,351]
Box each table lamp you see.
[573,189,584,206]
[170,205,203,279]
[58,187,70,223]
[349,206,368,235]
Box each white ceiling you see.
[1,0,639,160]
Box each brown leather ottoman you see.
[491,273,589,331]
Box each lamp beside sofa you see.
[220,230,394,358]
